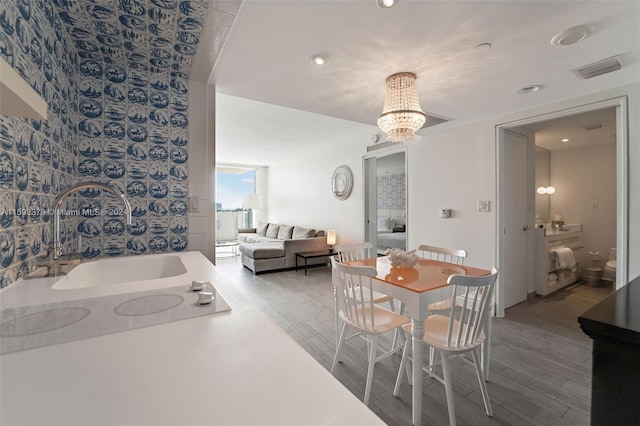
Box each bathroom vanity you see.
[0,252,383,425]
[535,224,583,296]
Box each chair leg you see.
[440,352,457,426]
[471,348,493,416]
[428,346,435,373]
[364,335,378,406]
[331,323,348,373]
[334,297,340,347]
[393,331,411,396]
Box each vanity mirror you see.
[535,146,551,222]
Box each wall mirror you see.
[534,146,550,222]
[332,165,353,200]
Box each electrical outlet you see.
[477,200,490,212]
[439,208,451,218]
[592,202,599,211]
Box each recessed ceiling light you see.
[515,85,542,95]
[377,0,398,9]
[550,24,594,47]
[561,138,570,143]
[474,43,492,51]
[310,55,327,66]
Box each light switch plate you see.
[188,196,200,213]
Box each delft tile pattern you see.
[1,0,80,287]
[0,0,211,287]
[377,173,406,210]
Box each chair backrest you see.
[331,257,379,332]
[417,244,467,265]
[336,242,375,262]
[444,267,498,349]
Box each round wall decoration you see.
[331,165,353,200]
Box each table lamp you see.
[327,230,337,253]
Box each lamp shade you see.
[377,72,426,142]
[327,229,337,246]
[536,186,556,195]
[243,194,264,210]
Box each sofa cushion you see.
[266,223,281,238]
[277,225,294,240]
[243,235,278,243]
[256,222,268,236]
[240,243,285,259]
[293,226,316,239]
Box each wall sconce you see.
[536,186,556,195]
[327,229,337,253]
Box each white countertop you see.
[0,252,383,425]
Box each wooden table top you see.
[344,257,491,293]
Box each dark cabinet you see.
[579,276,640,425]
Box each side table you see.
[216,241,240,259]
[295,250,334,276]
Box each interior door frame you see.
[363,145,409,251]
[496,96,629,317]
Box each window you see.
[216,165,258,239]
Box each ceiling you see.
[205,0,640,139]
[516,107,617,152]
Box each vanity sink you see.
[0,307,91,337]
[53,255,187,290]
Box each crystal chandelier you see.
[377,72,426,142]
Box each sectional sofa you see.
[237,223,329,274]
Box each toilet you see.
[603,248,617,283]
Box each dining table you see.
[343,256,492,426]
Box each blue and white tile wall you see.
[377,173,406,210]
[1,0,80,287]
[0,0,212,287]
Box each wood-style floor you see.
[215,258,611,426]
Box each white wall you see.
[266,123,375,246]
[187,81,209,255]
[550,144,617,261]
[407,125,497,270]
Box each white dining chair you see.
[417,244,467,264]
[331,257,410,405]
[393,267,499,426]
[416,245,468,310]
[415,245,469,365]
[334,243,396,344]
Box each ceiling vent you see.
[572,55,623,80]
[584,124,603,131]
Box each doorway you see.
[364,147,408,254]
[496,97,628,317]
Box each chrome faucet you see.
[52,182,132,260]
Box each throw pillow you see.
[256,222,268,236]
[377,217,392,231]
[292,226,316,239]
[277,225,294,240]
[266,223,281,238]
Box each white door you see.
[501,130,530,309]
